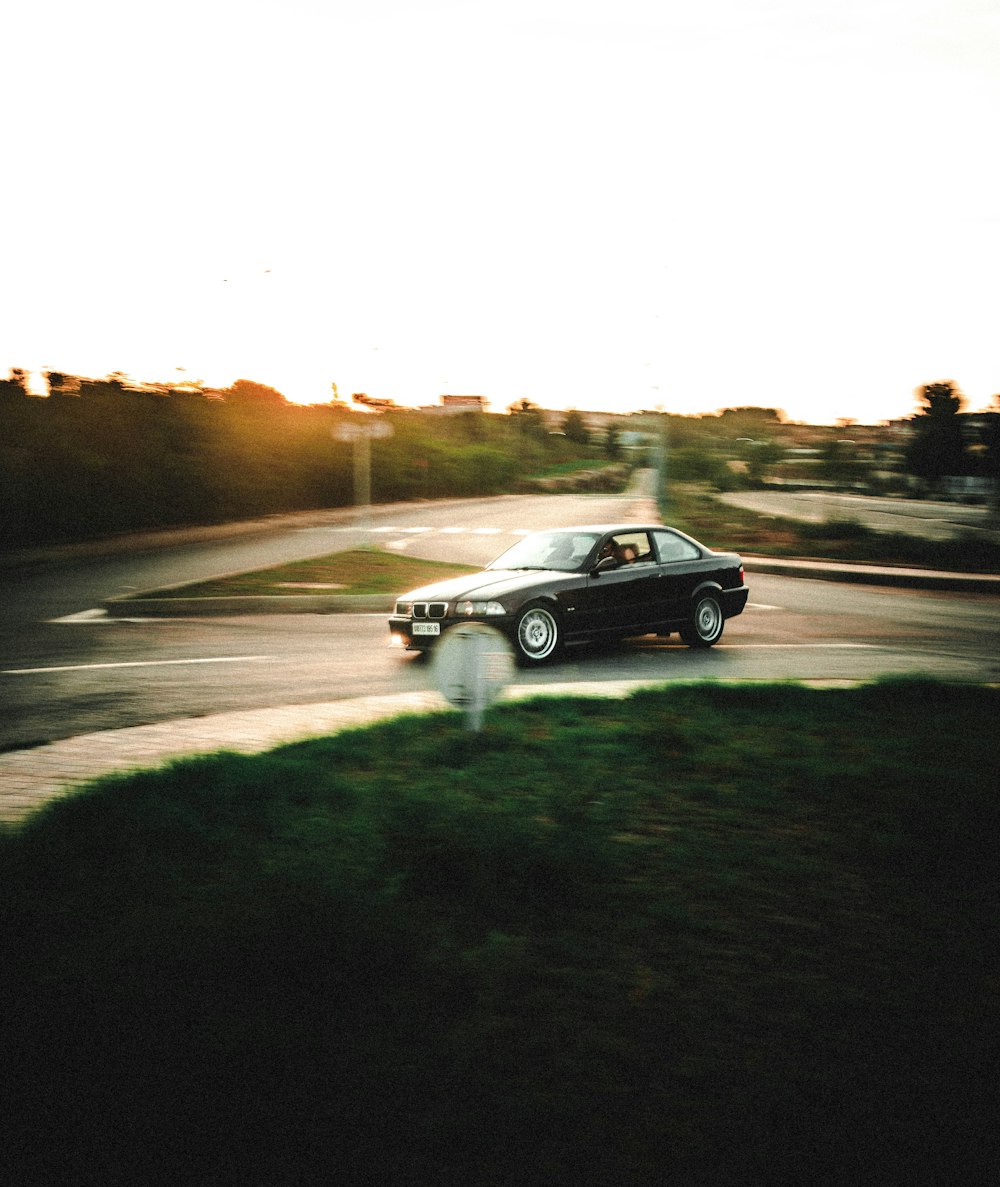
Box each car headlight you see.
[454,600,505,617]
[395,601,413,616]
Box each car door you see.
[651,529,707,622]
[579,532,660,635]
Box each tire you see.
[514,603,562,664]
[680,594,724,648]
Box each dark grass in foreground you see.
[2,680,998,1185]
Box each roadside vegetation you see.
[5,372,998,574]
[2,679,996,1185]
[661,480,1000,573]
[0,378,625,550]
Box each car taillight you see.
[739,565,745,585]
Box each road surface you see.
[2,489,999,753]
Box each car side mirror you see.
[593,555,619,574]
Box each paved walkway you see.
[0,691,433,824]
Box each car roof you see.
[540,524,666,534]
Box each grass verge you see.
[131,547,478,599]
[2,679,997,1185]
[663,482,1000,572]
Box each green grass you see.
[2,679,998,1185]
[132,547,478,599]
[534,457,616,477]
[663,481,1000,572]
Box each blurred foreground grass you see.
[2,679,997,1185]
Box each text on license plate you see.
[412,622,441,636]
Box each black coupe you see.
[388,523,748,664]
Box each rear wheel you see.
[680,594,724,648]
[514,603,562,664]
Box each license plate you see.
[412,622,441,636]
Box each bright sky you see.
[3,0,999,423]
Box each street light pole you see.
[656,416,668,514]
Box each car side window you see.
[653,530,701,563]
[603,532,652,566]
[569,535,599,564]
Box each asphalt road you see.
[3,489,999,752]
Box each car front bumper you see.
[388,613,514,651]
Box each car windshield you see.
[487,531,601,573]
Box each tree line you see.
[3,369,997,551]
[662,389,1000,499]
[0,374,618,550]
[904,380,1000,493]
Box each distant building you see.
[352,393,400,411]
[418,394,490,414]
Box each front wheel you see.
[514,603,562,664]
[679,594,724,648]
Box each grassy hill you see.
[2,678,997,1184]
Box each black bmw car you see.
[388,523,749,664]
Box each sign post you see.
[432,623,514,732]
[332,417,394,529]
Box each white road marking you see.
[298,525,535,541]
[49,609,163,624]
[713,643,877,649]
[747,602,781,610]
[2,656,273,676]
[389,526,526,543]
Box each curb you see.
[743,556,1000,595]
[104,593,395,616]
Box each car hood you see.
[397,569,578,604]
